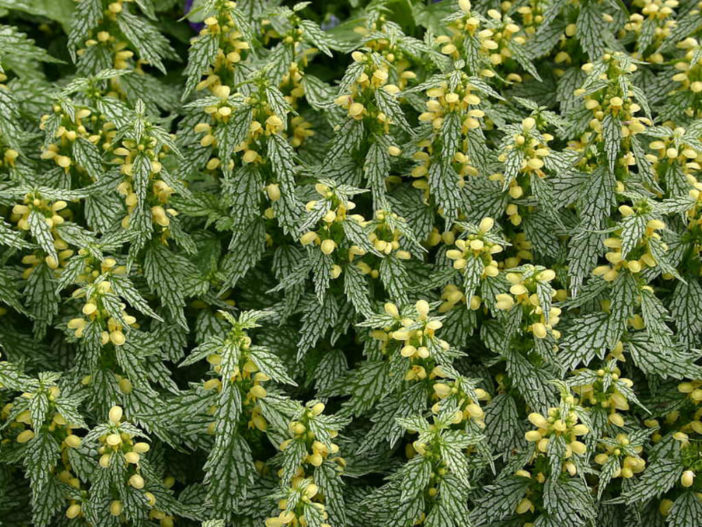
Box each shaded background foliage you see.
[0,1,702,527]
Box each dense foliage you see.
[1,0,702,526]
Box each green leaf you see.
[461,256,484,301]
[508,40,541,81]
[314,462,346,526]
[624,458,683,504]
[379,256,409,305]
[543,476,595,523]
[67,0,102,60]
[204,432,255,514]
[221,219,267,289]
[0,24,63,76]
[27,210,57,261]
[300,20,335,56]
[116,11,177,74]
[670,279,702,347]
[143,244,187,328]
[400,456,432,502]
[267,132,302,233]
[343,264,372,317]
[483,394,519,454]
[297,293,338,360]
[375,88,412,135]
[576,1,608,60]
[626,333,702,379]
[343,361,391,416]
[0,219,30,249]
[470,477,529,526]
[668,491,702,527]
[601,113,621,173]
[24,263,58,336]
[364,140,392,208]
[0,0,75,33]
[182,33,219,99]
[248,346,297,386]
[505,349,556,412]
[560,312,612,369]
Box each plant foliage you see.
[1,0,702,526]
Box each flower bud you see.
[320,239,336,255]
[128,474,145,489]
[109,406,123,424]
[110,500,123,516]
[681,470,695,487]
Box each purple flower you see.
[321,14,340,31]
[184,0,205,32]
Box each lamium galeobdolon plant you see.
[1,0,702,525]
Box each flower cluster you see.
[2,1,702,526]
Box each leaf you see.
[0,0,75,33]
[576,1,608,59]
[343,264,372,317]
[484,394,519,455]
[626,333,702,379]
[560,312,612,369]
[344,361,391,416]
[0,268,25,314]
[204,432,255,514]
[247,346,297,386]
[670,279,702,347]
[400,456,432,502]
[428,161,462,223]
[667,491,702,527]
[302,74,336,110]
[439,112,462,163]
[390,491,425,527]
[461,256,484,301]
[624,458,683,504]
[280,438,307,484]
[28,391,50,429]
[265,85,291,121]
[601,113,621,173]
[143,244,186,328]
[526,17,567,58]
[379,256,409,305]
[116,11,176,74]
[221,218,267,289]
[265,42,294,85]
[470,477,529,526]
[597,455,620,500]
[297,293,338,360]
[28,210,57,261]
[505,350,556,412]
[325,119,364,162]
[218,106,253,166]
[0,219,30,249]
[619,215,647,259]
[364,140,392,208]
[267,132,302,233]
[543,476,595,522]
[439,431,471,486]
[0,24,63,77]
[24,263,58,336]
[508,40,541,81]
[71,137,104,181]
[375,88,412,134]
[568,230,604,294]
[109,274,163,321]
[315,462,346,526]
[24,431,61,526]
[300,20,335,56]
